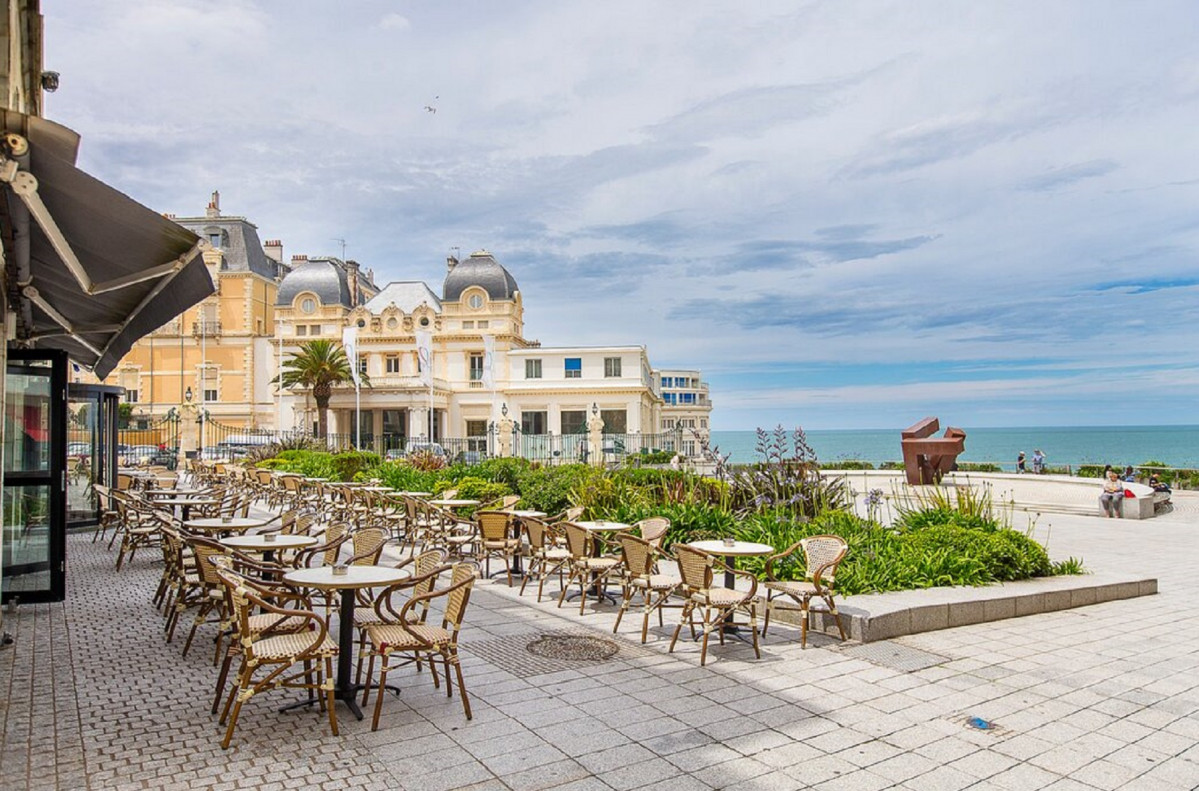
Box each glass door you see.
[3,349,67,603]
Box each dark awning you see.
[0,111,214,379]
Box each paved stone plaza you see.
[3,489,1199,791]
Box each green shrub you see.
[956,462,1002,473]
[333,451,380,482]
[515,464,592,514]
[471,457,532,490]
[365,461,443,494]
[820,460,875,470]
[444,476,510,504]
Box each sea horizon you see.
[708,424,1199,469]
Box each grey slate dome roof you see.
[277,258,352,307]
[443,250,519,301]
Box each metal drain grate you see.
[841,641,949,672]
[465,628,652,678]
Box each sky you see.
[42,1,1199,430]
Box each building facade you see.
[87,196,713,459]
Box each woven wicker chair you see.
[668,544,761,666]
[180,535,232,658]
[556,522,622,615]
[91,484,121,545]
[214,567,338,749]
[112,491,160,569]
[613,532,680,643]
[476,510,520,585]
[354,548,448,688]
[519,518,570,602]
[362,562,478,729]
[347,527,389,566]
[762,534,848,648]
[635,517,671,551]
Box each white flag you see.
[342,325,360,386]
[415,329,433,387]
[481,334,495,390]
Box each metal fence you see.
[190,422,686,466]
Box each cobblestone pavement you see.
[3,491,1199,791]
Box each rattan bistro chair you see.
[476,510,520,585]
[613,533,680,643]
[762,534,848,648]
[362,563,479,729]
[557,522,622,615]
[519,517,570,602]
[635,517,671,552]
[214,568,339,749]
[668,544,761,666]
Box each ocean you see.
[708,425,1199,470]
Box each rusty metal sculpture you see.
[901,417,966,485]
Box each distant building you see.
[657,369,713,456]
[87,195,713,459]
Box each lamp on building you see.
[591,402,598,416]
[185,386,193,403]
[501,403,508,417]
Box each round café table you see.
[156,497,221,521]
[689,539,775,639]
[219,533,317,564]
[184,516,267,535]
[283,565,412,720]
[429,498,480,508]
[144,487,208,499]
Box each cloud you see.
[1018,159,1118,191]
[378,13,411,31]
[1092,277,1199,294]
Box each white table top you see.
[185,517,267,532]
[430,499,481,507]
[144,488,208,498]
[284,565,412,590]
[574,520,630,532]
[219,534,318,551]
[156,497,221,507]
[358,486,393,492]
[689,540,775,557]
[395,491,433,498]
[507,510,548,518]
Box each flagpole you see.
[355,381,361,451]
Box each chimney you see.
[206,190,220,218]
[263,239,283,264]
[290,254,308,267]
[346,259,361,308]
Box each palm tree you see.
[276,339,369,439]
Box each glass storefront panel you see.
[2,484,52,597]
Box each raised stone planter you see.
[775,572,1157,643]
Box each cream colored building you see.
[277,250,709,460]
[85,193,712,459]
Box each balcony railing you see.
[192,320,221,337]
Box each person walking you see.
[1016,451,1027,474]
[1032,449,1046,474]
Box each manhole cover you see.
[526,634,620,662]
[841,641,949,672]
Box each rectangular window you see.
[681,393,695,404]
[604,357,622,378]
[560,410,586,435]
[700,418,708,428]
[204,388,218,402]
[309,324,322,336]
[296,325,308,336]
[469,353,484,381]
[358,356,368,376]
[124,389,138,403]
[564,358,581,379]
[600,409,627,434]
[385,355,400,374]
[477,320,488,328]
[462,321,475,329]
[466,420,488,452]
[521,410,547,435]
[525,359,542,379]
[663,393,677,405]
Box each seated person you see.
[1122,465,1137,482]
[1099,471,1124,518]
[1148,473,1171,493]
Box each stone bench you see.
[1106,480,1157,519]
